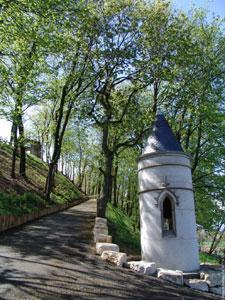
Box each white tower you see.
[138,113,199,272]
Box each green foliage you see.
[0,140,82,215]
[199,252,220,264]
[0,192,46,216]
[106,203,140,254]
[28,154,48,169]
[53,174,81,204]
[0,139,11,152]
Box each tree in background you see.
[0,0,50,177]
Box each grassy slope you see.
[0,141,82,215]
[107,204,220,264]
[107,203,141,256]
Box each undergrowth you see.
[106,203,141,255]
[0,192,46,216]
[0,141,82,215]
[200,252,220,264]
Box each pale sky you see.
[0,119,11,142]
[0,0,224,141]
[172,0,225,17]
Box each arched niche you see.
[158,190,177,237]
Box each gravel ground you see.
[0,199,219,299]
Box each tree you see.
[43,1,100,201]
[0,0,52,177]
[161,11,225,249]
[85,0,149,217]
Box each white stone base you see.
[101,250,127,267]
[157,268,183,285]
[185,279,209,292]
[128,261,156,275]
[96,243,119,255]
[201,270,223,287]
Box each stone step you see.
[94,234,112,243]
[96,242,119,255]
[101,250,127,267]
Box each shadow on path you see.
[0,200,218,299]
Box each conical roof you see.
[142,113,183,155]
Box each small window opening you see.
[162,197,175,236]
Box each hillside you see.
[0,140,82,216]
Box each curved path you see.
[0,199,218,299]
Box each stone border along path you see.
[0,197,88,233]
[0,199,219,299]
[94,216,224,298]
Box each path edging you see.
[0,197,88,233]
[93,217,222,298]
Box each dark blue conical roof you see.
[142,113,183,154]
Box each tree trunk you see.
[78,136,83,187]
[97,151,113,217]
[10,121,16,146]
[45,162,56,201]
[113,161,118,207]
[11,123,18,178]
[97,124,114,217]
[192,118,202,174]
[152,79,159,115]
[97,172,102,196]
[87,168,93,195]
[61,155,64,174]
[18,115,26,177]
[79,159,87,188]
[208,224,223,255]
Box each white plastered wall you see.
[138,152,200,272]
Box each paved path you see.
[0,199,218,300]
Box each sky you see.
[0,119,11,141]
[172,0,225,17]
[0,0,224,141]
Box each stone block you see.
[95,217,107,225]
[201,270,223,287]
[94,234,112,243]
[93,227,108,235]
[157,268,184,285]
[101,250,127,267]
[96,243,119,255]
[185,279,209,292]
[94,223,108,230]
[128,261,156,275]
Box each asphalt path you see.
[0,199,218,299]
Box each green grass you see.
[200,252,221,264]
[0,141,82,216]
[0,191,46,216]
[27,154,81,205]
[53,173,80,204]
[106,203,141,255]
